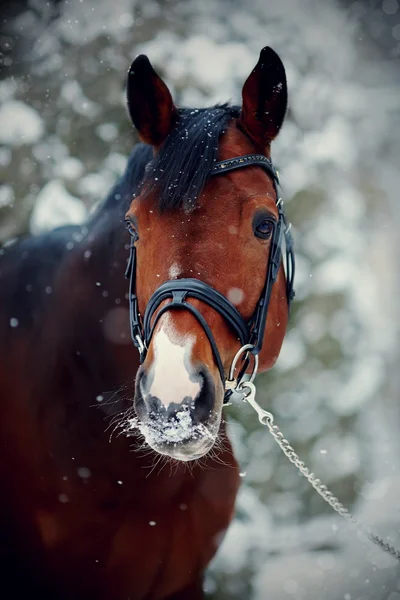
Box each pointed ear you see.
[126,55,178,147]
[239,47,288,151]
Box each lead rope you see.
[225,357,400,562]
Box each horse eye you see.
[125,219,139,241]
[255,218,275,239]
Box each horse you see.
[0,46,293,599]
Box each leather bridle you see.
[125,153,295,400]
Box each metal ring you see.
[227,343,259,386]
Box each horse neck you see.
[58,213,138,383]
[3,203,237,502]
[23,208,139,427]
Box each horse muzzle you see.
[134,364,223,461]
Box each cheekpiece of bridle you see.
[125,153,295,402]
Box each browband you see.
[211,154,279,185]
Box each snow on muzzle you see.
[130,315,224,460]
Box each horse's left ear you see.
[127,54,177,147]
[239,47,287,151]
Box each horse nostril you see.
[192,369,215,424]
[146,394,164,414]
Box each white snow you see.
[310,433,361,482]
[60,80,100,118]
[96,123,119,142]
[0,100,44,146]
[275,330,307,371]
[78,172,115,200]
[54,157,85,180]
[30,180,87,234]
[77,467,91,479]
[227,287,245,306]
[56,0,136,44]
[168,263,182,279]
[0,148,11,167]
[125,405,211,447]
[0,185,14,208]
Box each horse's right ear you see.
[127,55,177,147]
[239,47,287,151]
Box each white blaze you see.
[147,315,200,407]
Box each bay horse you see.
[0,46,293,599]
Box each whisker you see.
[146,454,163,479]
[157,456,169,477]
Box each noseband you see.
[125,153,295,400]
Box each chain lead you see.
[238,382,400,562]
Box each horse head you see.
[125,47,293,461]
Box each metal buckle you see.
[225,343,259,392]
[134,334,146,357]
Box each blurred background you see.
[1,0,400,597]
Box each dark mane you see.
[95,142,154,221]
[93,103,239,222]
[140,103,240,211]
